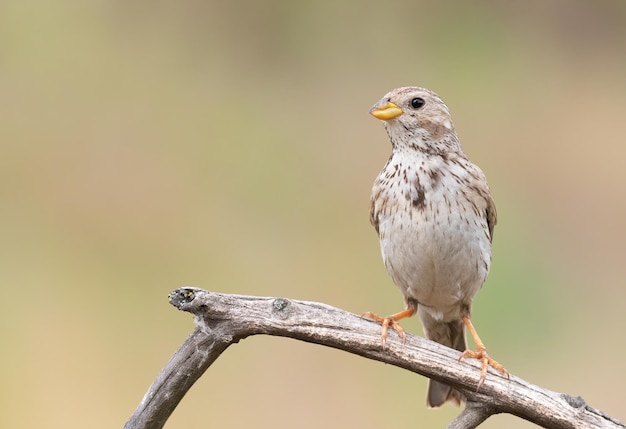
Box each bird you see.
[363,86,508,407]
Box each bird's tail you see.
[423,319,466,408]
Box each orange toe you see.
[459,347,509,389]
[362,308,415,346]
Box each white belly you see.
[373,156,492,322]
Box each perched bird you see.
[363,86,508,407]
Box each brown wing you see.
[485,191,497,243]
[369,195,380,235]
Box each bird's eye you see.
[410,97,425,109]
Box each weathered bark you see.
[123,288,625,429]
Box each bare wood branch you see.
[448,401,498,429]
[123,288,625,429]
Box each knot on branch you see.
[561,393,586,409]
[272,298,292,319]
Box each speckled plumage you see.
[367,87,500,407]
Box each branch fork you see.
[123,288,624,429]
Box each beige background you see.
[2,1,625,428]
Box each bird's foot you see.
[362,308,415,347]
[459,346,509,389]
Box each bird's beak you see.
[369,101,403,121]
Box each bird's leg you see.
[362,307,415,347]
[459,316,509,389]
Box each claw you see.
[459,346,509,389]
[461,316,509,389]
[362,307,415,347]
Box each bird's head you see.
[369,87,462,155]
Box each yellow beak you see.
[369,101,403,120]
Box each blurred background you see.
[2,0,625,428]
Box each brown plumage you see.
[364,87,507,407]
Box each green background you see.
[2,1,625,428]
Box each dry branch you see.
[123,288,624,429]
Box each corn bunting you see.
[364,86,508,407]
